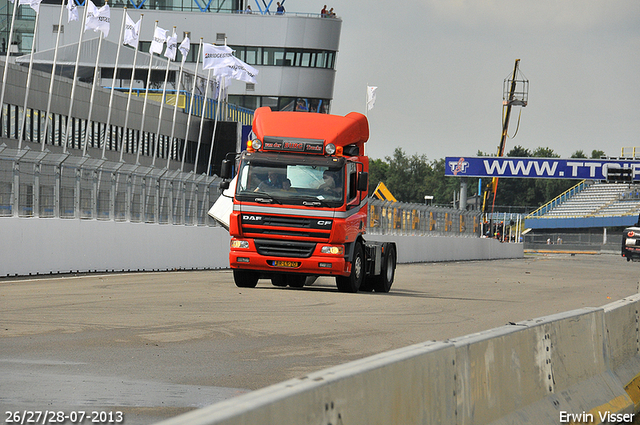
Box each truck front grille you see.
[254,239,316,258]
[241,214,332,241]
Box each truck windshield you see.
[235,153,345,207]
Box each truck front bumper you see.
[230,241,350,277]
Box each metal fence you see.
[367,199,482,237]
[1,145,484,237]
[0,146,220,226]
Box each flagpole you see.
[42,0,67,150]
[166,37,188,169]
[180,37,202,172]
[119,13,143,162]
[206,74,222,176]
[136,20,158,165]
[102,6,127,159]
[0,0,19,137]
[153,26,176,167]
[365,84,368,118]
[192,68,211,174]
[17,8,40,150]
[83,9,107,157]
[63,1,90,153]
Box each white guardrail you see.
[154,293,640,425]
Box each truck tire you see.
[234,270,259,288]
[372,244,396,293]
[336,243,364,293]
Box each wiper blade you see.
[252,191,281,204]
[300,196,332,207]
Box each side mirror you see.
[357,172,368,192]
[219,180,230,190]
[220,159,233,179]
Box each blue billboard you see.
[444,157,640,181]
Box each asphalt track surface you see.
[1,253,639,424]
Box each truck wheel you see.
[373,245,396,293]
[336,243,364,293]
[234,270,259,288]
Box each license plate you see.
[271,260,300,268]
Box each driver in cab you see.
[255,171,282,192]
[318,170,340,195]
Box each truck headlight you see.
[251,139,262,150]
[231,240,250,249]
[321,245,343,255]
[325,143,336,155]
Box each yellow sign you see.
[373,182,397,202]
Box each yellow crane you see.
[482,59,529,214]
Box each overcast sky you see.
[289,0,640,162]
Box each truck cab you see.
[215,107,396,293]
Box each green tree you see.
[532,147,559,158]
[383,148,435,203]
[368,158,389,197]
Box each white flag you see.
[164,31,178,61]
[29,0,42,13]
[123,13,141,48]
[178,36,190,64]
[149,26,167,55]
[227,56,258,84]
[19,0,41,13]
[67,0,79,22]
[202,43,235,70]
[210,75,232,100]
[85,1,110,37]
[367,86,377,111]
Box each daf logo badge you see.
[243,215,262,221]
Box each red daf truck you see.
[214,107,397,293]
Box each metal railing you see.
[0,145,220,225]
[367,199,482,237]
[526,180,589,218]
[1,146,486,238]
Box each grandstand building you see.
[524,180,640,251]
[1,0,342,171]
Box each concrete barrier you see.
[604,294,640,413]
[0,217,231,276]
[0,217,522,277]
[153,297,640,425]
[369,234,522,263]
[155,341,458,425]
[453,308,633,424]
